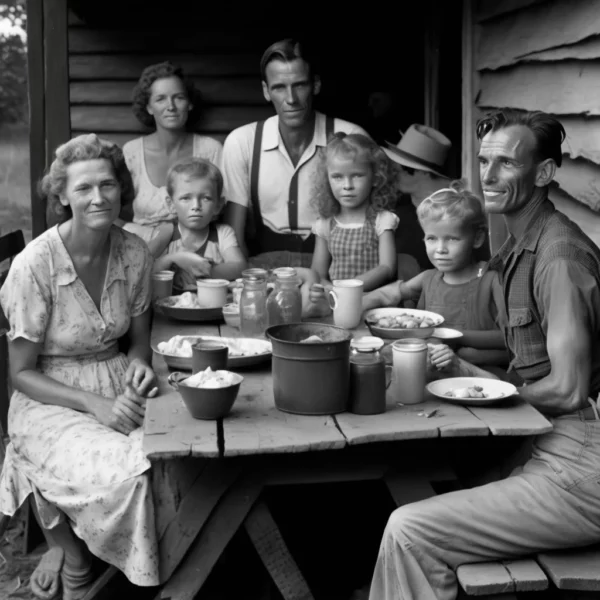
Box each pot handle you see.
[327,289,338,311]
[167,372,186,390]
[385,365,393,390]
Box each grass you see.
[0,124,32,243]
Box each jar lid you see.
[392,338,427,352]
[351,336,384,352]
[273,267,297,279]
[242,268,268,281]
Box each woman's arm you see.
[125,308,157,397]
[10,338,104,413]
[210,246,248,281]
[356,230,397,292]
[310,236,332,282]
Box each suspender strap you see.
[250,120,266,232]
[288,115,335,232]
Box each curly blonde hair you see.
[416,179,487,233]
[311,133,396,218]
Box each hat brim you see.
[383,144,446,178]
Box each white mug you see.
[196,279,229,308]
[327,279,364,329]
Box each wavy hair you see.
[40,134,134,224]
[311,133,395,219]
[131,61,202,129]
[416,179,487,233]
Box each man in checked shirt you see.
[366,108,600,600]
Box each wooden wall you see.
[67,8,278,147]
[472,0,600,250]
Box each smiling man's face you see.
[262,58,320,130]
[478,125,541,215]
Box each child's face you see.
[327,156,374,210]
[171,175,220,231]
[422,218,478,273]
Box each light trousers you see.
[369,413,600,600]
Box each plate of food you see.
[155,292,224,323]
[426,377,518,406]
[364,308,444,339]
[153,334,272,370]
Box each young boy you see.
[153,158,247,290]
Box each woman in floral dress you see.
[0,134,160,599]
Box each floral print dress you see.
[0,225,159,587]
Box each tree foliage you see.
[0,0,28,125]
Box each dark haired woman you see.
[121,61,223,257]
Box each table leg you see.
[244,501,315,600]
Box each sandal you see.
[61,562,96,600]
[30,546,65,600]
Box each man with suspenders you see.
[222,38,369,267]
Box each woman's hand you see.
[89,390,145,435]
[126,358,157,398]
[428,343,459,372]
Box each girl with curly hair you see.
[121,61,223,257]
[309,133,399,291]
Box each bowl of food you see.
[222,303,240,330]
[364,308,444,340]
[168,368,243,420]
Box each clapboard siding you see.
[472,0,600,250]
[67,9,278,148]
[73,132,228,148]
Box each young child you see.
[363,180,508,372]
[310,133,399,292]
[153,158,247,291]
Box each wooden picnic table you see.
[145,313,553,600]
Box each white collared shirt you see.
[222,111,369,239]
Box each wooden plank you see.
[221,369,347,456]
[244,501,315,600]
[70,105,272,134]
[476,0,545,22]
[502,559,548,592]
[158,476,262,600]
[44,0,71,163]
[477,62,600,116]
[143,393,220,459]
[457,562,515,595]
[26,0,46,238]
[561,115,600,165]
[69,53,259,79]
[537,545,600,591]
[157,459,242,584]
[335,393,489,446]
[68,27,270,53]
[549,185,600,250]
[69,77,263,106]
[71,131,227,148]
[466,397,553,436]
[522,34,600,62]
[476,0,600,70]
[554,156,600,211]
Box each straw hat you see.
[383,124,452,177]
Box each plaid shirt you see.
[489,198,600,393]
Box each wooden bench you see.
[457,559,548,598]
[537,545,600,593]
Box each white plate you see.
[364,308,444,340]
[153,335,272,370]
[431,327,463,340]
[426,377,517,406]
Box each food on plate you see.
[368,313,439,330]
[300,335,325,343]
[445,385,489,399]
[160,292,201,309]
[157,335,269,357]
[184,367,239,389]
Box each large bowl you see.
[364,308,444,340]
[168,371,243,419]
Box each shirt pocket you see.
[508,307,547,364]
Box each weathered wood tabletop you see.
[145,312,553,600]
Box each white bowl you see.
[364,308,444,340]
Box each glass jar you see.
[239,268,268,338]
[266,268,302,327]
[349,336,386,415]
